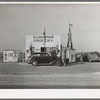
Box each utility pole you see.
[43,27,46,52]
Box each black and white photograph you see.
[1,2,100,89]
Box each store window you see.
[41,47,46,52]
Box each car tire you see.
[32,61,37,66]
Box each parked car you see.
[29,52,60,66]
[83,52,100,62]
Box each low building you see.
[3,50,19,62]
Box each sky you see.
[0,4,100,52]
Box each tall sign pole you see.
[67,23,73,63]
[67,23,73,49]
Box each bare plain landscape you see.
[0,62,100,88]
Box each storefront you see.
[25,35,61,61]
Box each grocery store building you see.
[25,35,61,61]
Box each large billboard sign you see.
[3,50,19,62]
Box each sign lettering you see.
[33,35,54,42]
